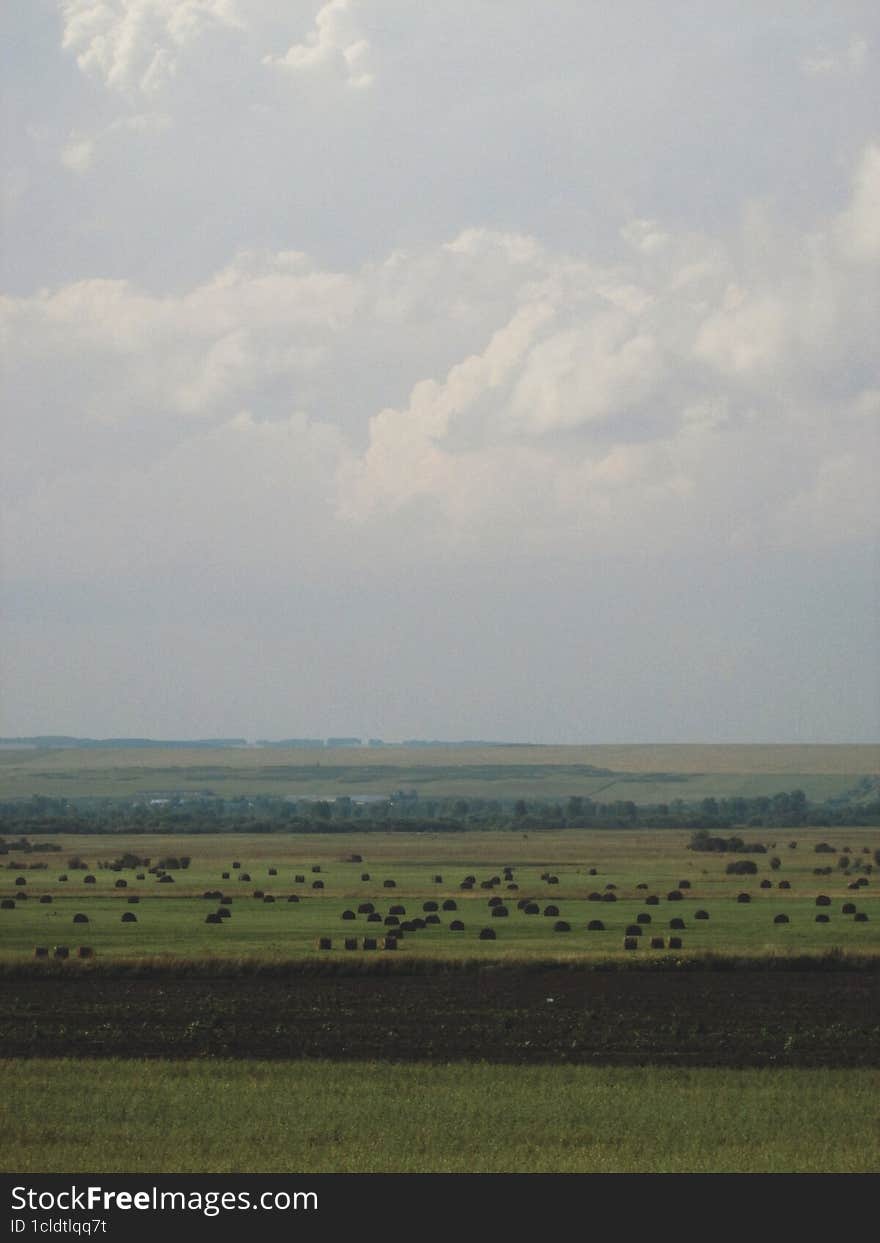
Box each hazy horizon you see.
[2,3,878,744]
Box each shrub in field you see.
[543,905,559,917]
[312,866,321,874]
[587,892,602,902]
[58,875,67,882]
[222,872,230,879]
[636,882,648,889]
[14,877,26,886]
[253,890,264,899]
[269,868,277,877]
[425,914,441,924]
[814,843,836,854]
[158,875,174,884]
[382,937,398,950]
[523,903,539,914]
[217,908,231,919]
[239,873,251,882]
[115,879,127,889]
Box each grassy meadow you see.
[4,1059,878,1173]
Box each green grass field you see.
[2,828,877,961]
[3,1060,877,1172]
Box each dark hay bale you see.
[848,881,861,890]
[523,902,540,914]
[358,902,375,914]
[239,873,252,882]
[425,914,441,925]
[77,946,94,959]
[543,905,560,917]
[253,889,265,899]
[121,912,137,922]
[39,895,53,904]
[312,880,324,890]
[540,872,550,881]
[72,913,88,924]
[433,875,443,883]
[480,880,493,890]
[14,891,28,901]
[158,875,174,884]
[222,872,230,879]
[203,890,223,900]
[587,892,602,902]
[491,906,509,917]
[760,879,772,889]
[220,896,232,905]
[268,868,277,876]
[412,917,426,930]
[650,937,665,949]
[2,899,17,910]
[478,928,496,940]
[367,912,382,923]
[460,881,474,890]
[217,908,231,919]
[678,880,691,889]
[287,894,300,903]
[34,947,49,958]
[344,937,358,951]
[587,919,605,931]
[442,899,457,911]
[53,945,70,959]
[778,880,791,889]
[382,937,398,950]
[450,920,465,931]
[464,876,476,885]
[383,879,397,889]
[589,868,598,876]
[232,862,241,869]
[127,896,139,904]
[205,913,222,924]
[602,892,617,903]
[636,912,652,924]
[670,917,686,930]
[295,875,306,883]
[390,905,406,915]
[623,937,638,950]
[553,921,571,932]
[507,883,519,891]
[14,877,26,886]
[317,937,332,950]
[341,910,356,920]
[645,895,660,906]
[695,909,709,920]
[625,924,643,936]
[854,912,869,922]
[115,879,127,889]
[774,913,790,924]
[856,877,869,887]
[423,901,439,912]
[384,915,399,926]
[667,890,683,902]
[842,902,856,914]
[605,883,617,891]
[84,875,96,884]
[345,853,363,864]
[668,936,683,949]
[362,937,377,950]
[361,873,371,881]
[400,921,416,932]
[736,893,751,903]
[489,876,501,886]
[548,876,559,885]
[312,866,322,873]
[636,882,648,889]
[136,873,145,881]
[59,875,68,882]
[815,895,831,906]
[262,895,275,904]
[815,913,830,923]
[488,895,503,907]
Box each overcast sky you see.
[2,1,878,743]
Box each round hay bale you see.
[295,875,306,883]
[815,913,830,923]
[433,874,443,883]
[287,894,299,903]
[423,901,439,912]
[222,872,230,879]
[84,875,95,885]
[523,902,539,914]
[588,868,598,876]
[217,908,231,919]
[842,902,856,915]
[540,872,550,881]
[366,912,382,923]
[382,936,398,950]
[587,892,602,902]
[317,937,332,950]
[623,936,638,950]
[854,912,869,922]
[39,895,52,904]
[774,913,790,924]
[232,862,241,869]
[488,895,503,907]
[815,895,831,906]
[543,905,559,917]
[383,879,397,889]
[463,876,476,885]
[489,875,501,886]
[636,882,648,890]
[760,879,772,889]
[114,879,127,889]
[136,873,145,880]
[268,868,277,876]
[312,866,322,874]
[548,876,559,885]
[239,873,252,882]
[121,912,137,922]
[778,880,791,889]
[645,895,660,906]
[72,913,88,924]
[14,891,28,900]
[220,896,232,905]
[670,917,686,930]
[205,913,222,924]
[442,899,457,911]
[491,905,509,917]
[358,902,375,914]
[362,937,377,950]
[856,877,869,887]
[53,945,70,959]
[384,915,399,926]
[312,880,324,890]
[695,909,709,920]
[678,880,691,889]
[460,881,474,890]
[667,890,683,902]
[450,920,465,931]
[605,883,617,891]
[344,937,358,951]
[59,875,68,882]
[400,920,416,932]
[506,883,519,891]
[736,893,751,903]
[848,881,861,890]
[127,896,140,904]
[425,914,441,925]
[0,899,15,910]
[34,946,49,958]
[553,920,570,932]
[262,895,275,904]
[14,877,26,886]
[587,919,605,931]
[77,946,94,959]
[625,924,643,937]
[650,936,665,949]
[668,936,683,949]
[389,904,406,915]
[253,889,265,899]
[360,872,371,881]
[341,910,356,920]
[602,892,617,903]
[158,874,174,884]
[412,917,426,930]
[203,890,222,900]
[480,880,493,890]
[636,912,651,924]
[478,927,496,940]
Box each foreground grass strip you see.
[2,1060,878,1173]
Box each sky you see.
[1,1,878,744]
